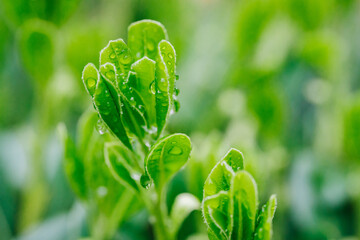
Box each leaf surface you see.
[128,20,168,61]
[104,143,139,192]
[230,171,258,240]
[253,195,277,240]
[146,133,191,190]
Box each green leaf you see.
[170,193,200,236]
[202,191,232,239]
[131,57,156,126]
[203,148,244,198]
[146,133,191,191]
[154,40,177,136]
[253,195,277,240]
[128,20,168,61]
[82,63,99,98]
[230,171,258,240]
[104,142,139,192]
[92,71,132,149]
[100,39,133,79]
[58,123,87,200]
[19,19,55,86]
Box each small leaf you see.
[82,63,99,98]
[253,195,277,240]
[100,38,133,78]
[104,143,139,192]
[203,148,244,198]
[128,20,168,61]
[202,191,232,239]
[230,171,258,240]
[92,73,132,149]
[146,133,191,191]
[170,193,200,236]
[154,40,177,136]
[58,123,87,200]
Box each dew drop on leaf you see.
[96,119,108,135]
[168,146,183,155]
[120,53,132,64]
[140,174,151,189]
[87,77,96,88]
[110,52,116,59]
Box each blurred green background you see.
[0,0,360,239]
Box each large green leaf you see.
[104,142,139,192]
[253,195,277,240]
[145,133,191,191]
[128,19,168,61]
[230,171,258,240]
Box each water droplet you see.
[96,119,108,135]
[140,174,151,189]
[168,146,183,155]
[149,81,156,94]
[110,52,116,59]
[120,52,132,64]
[87,77,96,88]
[106,70,115,79]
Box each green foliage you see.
[81,20,179,151]
[146,133,191,191]
[202,149,277,240]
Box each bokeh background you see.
[1,0,360,239]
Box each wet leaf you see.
[128,19,168,61]
[145,133,191,191]
[82,63,99,98]
[92,73,132,149]
[203,148,244,198]
[253,195,277,240]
